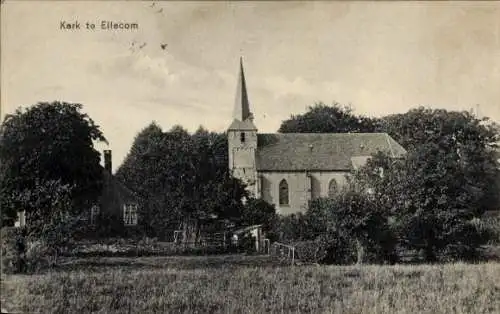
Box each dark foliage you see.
[278,102,380,133]
[115,123,248,239]
[0,102,107,225]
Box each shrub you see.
[1,227,26,274]
[438,218,498,262]
[273,213,312,243]
[294,240,327,264]
[479,214,500,245]
[316,232,357,265]
[23,238,58,272]
[1,226,64,274]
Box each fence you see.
[270,242,296,265]
[173,231,228,248]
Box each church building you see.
[227,59,407,215]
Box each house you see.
[89,149,140,227]
[228,58,407,215]
[13,149,140,229]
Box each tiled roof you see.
[351,156,372,170]
[256,133,406,171]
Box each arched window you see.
[279,179,289,206]
[328,179,338,198]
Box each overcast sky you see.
[2,1,499,171]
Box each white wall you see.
[259,171,349,215]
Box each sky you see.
[1,1,499,171]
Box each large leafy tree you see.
[0,102,107,226]
[115,122,173,233]
[380,107,500,213]
[116,123,248,239]
[116,124,196,237]
[278,102,380,133]
[354,148,497,262]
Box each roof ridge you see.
[260,132,389,136]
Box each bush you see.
[273,213,313,243]
[1,227,63,274]
[437,218,497,262]
[316,232,357,265]
[294,240,327,264]
[23,238,59,272]
[287,232,358,265]
[1,227,26,274]
[479,214,500,245]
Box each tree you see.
[381,107,500,214]
[0,102,107,226]
[307,183,397,264]
[115,122,174,235]
[279,104,499,262]
[240,198,278,239]
[278,102,379,133]
[354,148,497,262]
[116,123,248,240]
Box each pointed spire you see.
[233,57,252,121]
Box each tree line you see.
[114,123,276,241]
[276,102,500,263]
[0,101,499,263]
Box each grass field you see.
[2,255,500,313]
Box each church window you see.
[240,132,246,143]
[328,179,338,198]
[123,204,138,226]
[279,179,289,206]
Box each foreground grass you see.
[2,255,500,313]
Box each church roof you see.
[256,133,406,171]
[350,156,372,170]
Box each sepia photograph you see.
[1,1,499,313]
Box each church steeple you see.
[227,57,258,197]
[233,57,252,122]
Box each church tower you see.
[227,57,258,196]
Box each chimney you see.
[104,150,112,173]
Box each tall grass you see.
[2,256,499,313]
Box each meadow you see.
[2,255,499,314]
